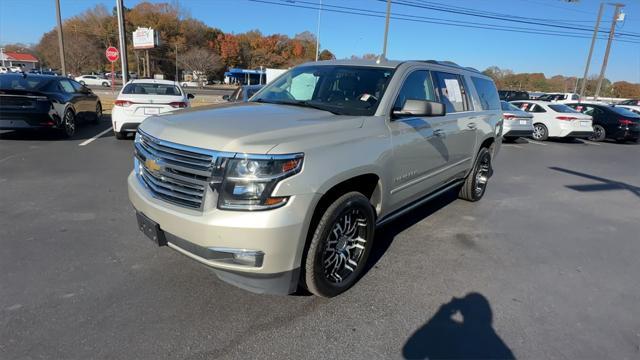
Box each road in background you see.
[86,84,235,97]
[1,126,639,359]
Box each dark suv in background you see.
[498,90,529,102]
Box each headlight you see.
[218,153,303,210]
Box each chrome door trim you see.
[390,157,471,195]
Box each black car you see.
[223,85,264,102]
[0,73,101,137]
[567,103,640,143]
[498,90,529,102]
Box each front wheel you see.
[102,81,109,87]
[114,131,127,140]
[459,147,492,202]
[92,102,102,124]
[590,125,606,142]
[532,123,548,141]
[303,192,375,297]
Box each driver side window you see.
[393,70,436,110]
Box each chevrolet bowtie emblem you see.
[145,158,161,172]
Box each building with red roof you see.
[0,51,39,71]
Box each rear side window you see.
[122,83,182,96]
[549,104,579,113]
[471,77,500,110]
[393,70,436,110]
[433,72,469,113]
[59,79,75,94]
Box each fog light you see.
[208,247,264,267]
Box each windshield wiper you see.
[253,98,341,115]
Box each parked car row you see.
[502,98,640,143]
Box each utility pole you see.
[594,3,625,100]
[381,0,391,59]
[116,0,129,84]
[54,0,66,76]
[579,2,604,101]
[0,47,5,67]
[175,43,178,81]
[315,0,322,61]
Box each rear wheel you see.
[532,123,548,141]
[303,192,375,298]
[79,80,86,86]
[114,131,127,140]
[459,147,492,202]
[101,81,109,87]
[60,109,76,138]
[590,125,606,142]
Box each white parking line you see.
[581,140,602,146]
[525,139,547,146]
[79,128,112,147]
[503,144,523,149]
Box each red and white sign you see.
[105,47,119,62]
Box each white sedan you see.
[75,75,111,87]
[511,100,593,141]
[111,79,193,139]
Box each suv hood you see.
[138,102,364,154]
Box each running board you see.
[375,180,464,227]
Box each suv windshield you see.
[252,65,394,116]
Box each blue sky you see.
[1,0,638,82]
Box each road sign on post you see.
[106,47,120,92]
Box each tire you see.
[114,131,127,140]
[60,109,76,138]
[102,82,109,87]
[303,192,375,298]
[92,102,102,124]
[459,147,492,202]
[503,136,517,143]
[589,125,606,142]
[532,123,548,141]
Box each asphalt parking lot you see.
[1,120,639,359]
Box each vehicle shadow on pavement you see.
[402,293,515,360]
[0,115,113,142]
[367,188,459,275]
[549,166,640,198]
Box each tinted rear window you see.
[0,76,50,91]
[611,106,640,118]
[122,83,181,96]
[549,104,579,113]
[471,77,500,110]
[501,101,521,112]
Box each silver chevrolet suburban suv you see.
[128,60,502,297]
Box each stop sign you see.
[105,47,119,62]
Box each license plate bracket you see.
[136,212,167,246]
[144,108,160,115]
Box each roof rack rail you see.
[415,60,480,73]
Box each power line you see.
[247,0,640,44]
[390,0,640,38]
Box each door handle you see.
[467,122,477,129]
[433,129,445,137]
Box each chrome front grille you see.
[134,129,230,210]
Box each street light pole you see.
[381,0,391,59]
[579,2,604,100]
[594,3,625,100]
[0,47,5,67]
[54,0,66,76]
[116,0,129,84]
[315,0,321,61]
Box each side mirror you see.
[392,99,445,118]
[222,95,230,101]
[187,93,195,99]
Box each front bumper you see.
[128,172,319,294]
